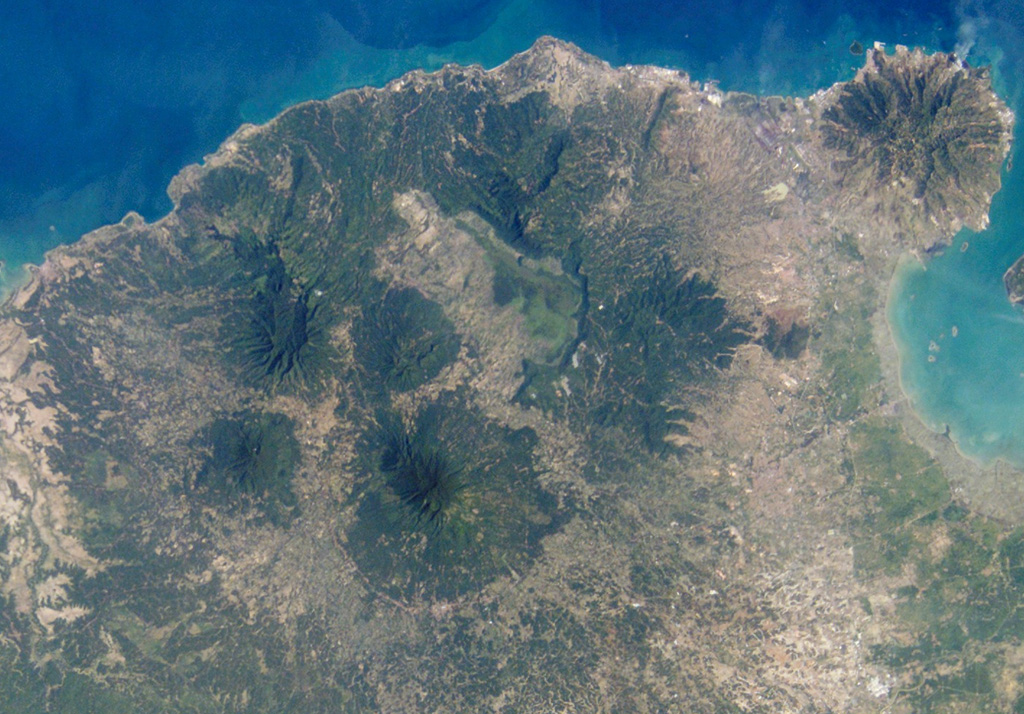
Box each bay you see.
[6,0,1023,468]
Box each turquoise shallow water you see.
[3,0,1022,464]
[888,145,1024,468]
[885,13,1024,469]
[0,0,964,293]
[886,18,1024,467]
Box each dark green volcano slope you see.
[0,37,1013,714]
[347,396,566,602]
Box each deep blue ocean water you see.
[2,0,1023,463]
[880,7,1024,469]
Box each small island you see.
[0,37,1016,713]
[1006,253,1024,304]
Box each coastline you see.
[0,262,34,306]
[878,253,1024,522]
[0,35,1020,710]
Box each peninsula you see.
[0,38,1015,713]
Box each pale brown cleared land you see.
[0,38,1016,713]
